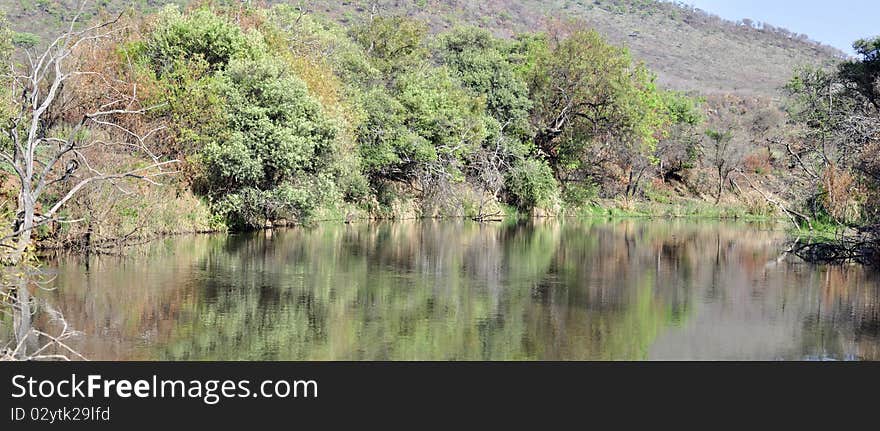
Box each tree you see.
[655,92,703,183]
[434,26,537,213]
[199,57,337,229]
[784,38,880,262]
[505,158,558,211]
[435,26,532,140]
[350,16,428,75]
[747,105,783,162]
[349,17,499,213]
[144,6,262,76]
[785,38,880,226]
[703,129,741,204]
[0,11,177,264]
[524,22,670,187]
[839,37,880,111]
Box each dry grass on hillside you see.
[2,0,844,97]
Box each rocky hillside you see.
[2,0,845,96]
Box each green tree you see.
[524,24,671,185]
[145,6,264,76]
[350,18,496,211]
[505,158,558,210]
[655,92,704,182]
[199,57,338,229]
[350,16,428,75]
[703,129,738,204]
[357,67,490,191]
[435,26,532,140]
[785,37,880,225]
[839,37,880,110]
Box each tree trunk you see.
[12,282,35,359]
[715,168,724,204]
[659,160,665,183]
[11,186,35,265]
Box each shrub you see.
[198,57,338,229]
[562,182,600,208]
[145,6,264,76]
[505,159,558,210]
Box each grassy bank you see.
[563,197,780,221]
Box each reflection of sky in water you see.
[29,219,880,360]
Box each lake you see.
[26,219,880,360]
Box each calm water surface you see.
[32,219,880,360]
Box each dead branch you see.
[0,5,178,263]
[734,170,812,228]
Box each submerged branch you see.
[788,225,879,265]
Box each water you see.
[25,219,880,360]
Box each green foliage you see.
[784,67,838,131]
[339,172,371,204]
[435,26,532,140]
[357,67,491,179]
[130,6,348,229]
[6,1,790,240]
[0,14,15,148]
[0,15,9,58]
[785,36,880,228]
[350,16,428,75]
[146,57,227,157]
[348,15,509,213]
[11,32,39,48]
[505,158,558,210]
[199,57,338,229]
[562,183,599,208]
[704,129,732,145]
[655,92,703,176]
[126,6,726,223]
[840,37,880,109]
[266,6,378,85]
[212,181,328,229]
[394,68,489,166]
[354,88,413,176]
[145,6,264,76]
[662,91,703,126]
[527,26,674,177]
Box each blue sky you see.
[684,0,879,55]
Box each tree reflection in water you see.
[26,219,880,360]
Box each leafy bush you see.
[198,57,337,229]
[435,26,532,140]
[505,159,558,210]
[145,6,264,76]
[356,66,489,184]
[11,32,39,48]
[350,16,428,75]
[562,183,599,208]
[212,183,321,229]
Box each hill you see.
[1,0,846,97]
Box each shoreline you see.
[35,207,788,258]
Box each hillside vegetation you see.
[1,0,845,96]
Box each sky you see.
[684,0,879,55]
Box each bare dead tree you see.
[0,259,88,361]
[0,300,88,361]
[734,170,811,228]
[0,2,178,264]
